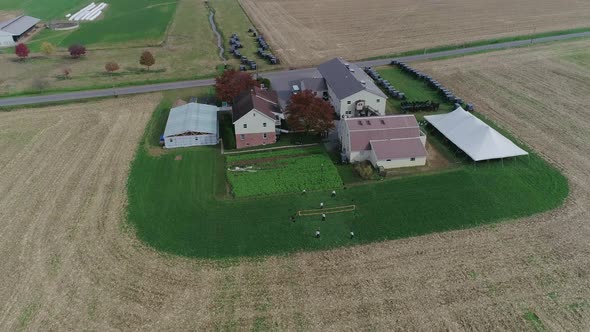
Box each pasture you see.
[239,0,590,65]
[376,66,454,116]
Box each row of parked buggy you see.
[400,101,441,113]
[391,60,475,111]
[364,67,406,100]
[253,30,279,65]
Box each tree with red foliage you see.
[286,90,335,135]
[215,69,259,102]
[68,44,86,59]
[15,43,29,61]
[105,61,120,75]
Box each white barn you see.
[163,102,219,149]
[0,15,40,48]
[318,57,387,118]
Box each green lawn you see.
[126,98,568,259]
[226,146,343,197]
[377,66,455,118]
[7,0,180,47]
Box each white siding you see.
[0,34,15,48]
[164,134,218,149]
[326,85,340,114]
[234,109,275,135]
[369,150,426,169]
[339,90,386,117]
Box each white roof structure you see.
[424,107,528,161]
[164,102,218,138]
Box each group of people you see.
[296,189,355,240]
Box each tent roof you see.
[164,102,218,137]
[424,107,528,161]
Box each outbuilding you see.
[163,102,219,149]
[340,115,427,169]
[0,15,40,48]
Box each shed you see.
[0,15,40,48]
[163,102,219,148]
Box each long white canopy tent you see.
[424,107,528,161]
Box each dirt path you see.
[1,39,590,330]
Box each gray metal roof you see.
[164,102,218,138]
[0,15,40,35]
[318,58,387,100]
[289,77,327,93]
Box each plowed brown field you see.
[1,40,590,330]
[239,0,590,66]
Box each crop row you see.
[227,154,342,197]
[226,146,322,163]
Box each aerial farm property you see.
[0,0,589,330]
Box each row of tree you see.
[14,43,156,71]
[15,42,86,60]
[214,70,334,134]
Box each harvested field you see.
[1,40,590,330]
[239,0,590,65]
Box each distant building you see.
[0,15,40,48]
[163,102,219,149]
[340,115,427,169]
[318,57,387,117]
[232,87,283,149]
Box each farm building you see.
[318,58,387,117]
[340,114,427,169]
[233,87,283,149]
[288,77,328,97]
[425,107,528,161]
[0,15,40,48]
[163,102,219,149]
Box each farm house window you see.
[263,122,267,127]
[410,157,416,161]
[240,134,245,140]
[243,124,247,129]
[377,99,381,103]
[386,159,391,162]
[263,133,268,139]
[169,139,173,142]
[195,137,198,141]
[347,101,351,105]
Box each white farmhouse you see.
[163,102,219,149]
[318,58,387,118]
[232,87,282,149]
[340,115,427,169]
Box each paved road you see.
[1,31,588,107]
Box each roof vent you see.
[349,68,355,73]
[360,80,366,86]
[380,119,386,125]
[366,120,371,125]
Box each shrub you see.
[353,161,375,180]
[68,44,86,59]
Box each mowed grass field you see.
[1,0,179,47]
[239,0,590,65]
[127,94,568,258]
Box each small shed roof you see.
[424,107,528,161]
[164,102,218,138]
[318,57,386,100]
[0,15,40,35]
[370,138,427,160]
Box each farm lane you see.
[1,31,588,107]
